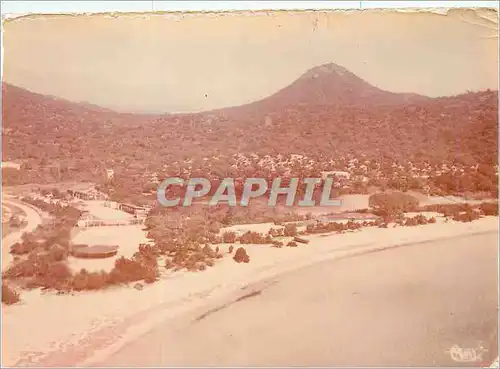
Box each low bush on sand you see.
[108,256,159,285]
[369,192,419,213]
[2,283,20,305]
[71,269,109,291]
[233,247,250,263]
[479,202,499,216]
[283,224,298,237]
[404,214,436,226]
[222,231,237,243]
[452,210,481,223]
[239,231,271,244]
[271,240,284,248]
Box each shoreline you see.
[82,228,499,367]
[2,216,498,367]
[92,231,499,367]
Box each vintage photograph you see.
[1,6,499,367]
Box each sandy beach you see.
[96,231,499,367]
[82,201,133,221]
[69,225,152,273]
[2,216,498,367]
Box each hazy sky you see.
[2,9,498,113]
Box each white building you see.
[106,168,115,180]
[321,171,351,180]
[1,161,21,170]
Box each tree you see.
[233,247,250,263]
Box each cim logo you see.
[446,344,488,363]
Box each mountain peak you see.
[300,62,351,80]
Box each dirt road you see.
[2,199,43,270]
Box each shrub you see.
[271,240,284,248]
[283,224,298,237]
[202,244,216,258]
[87,271,109,289]
[239,231,267,244]
[415,214,428,225]
[10,242,37,255]
[305,224,316,234]
[452,210,481,223]
[369,192,419,213]
[233,247,250,263]
[164,259,174,269]
[133,245,159,269]
[41,262,72,289]
[144,272,158,284]
[108,256,159,284]
[403,214,432,227]
[479,202,499,216]
[222,231,237,243]
[293,236,309,244]
[345,220,361,230]
[268,228,284,237]
[185,255,202,272]
[2,283,20,305]
[72,269,90,291]
[47,244,69,262]
[4,259,36,279]
[71,269,108,291]
[157,242,177,254]
[208,235,223,244]
[287,241,298,247]
[404,217,418,227]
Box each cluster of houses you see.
[67,187,109,201]
[27,192,70,208]
[24,186,151,229]
[223,153,489,192]
[74,197,151,228]
[102,200,150,217]
[76,217,144,228]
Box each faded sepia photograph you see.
[1,5,499,367]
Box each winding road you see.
[2,198,43,270]
[96,231,498,367]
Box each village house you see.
[321,170,351,181]
[119,203,150,217]
[67,187,108,201]
[1,161,21,170]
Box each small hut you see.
[71,244,119,259]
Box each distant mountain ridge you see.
[264,62,429,106]
[207,63,430,118]
[2,63,498,185]
[4,62,431,118]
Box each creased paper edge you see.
[1,7,499,23]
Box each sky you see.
[2,9,498,113]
